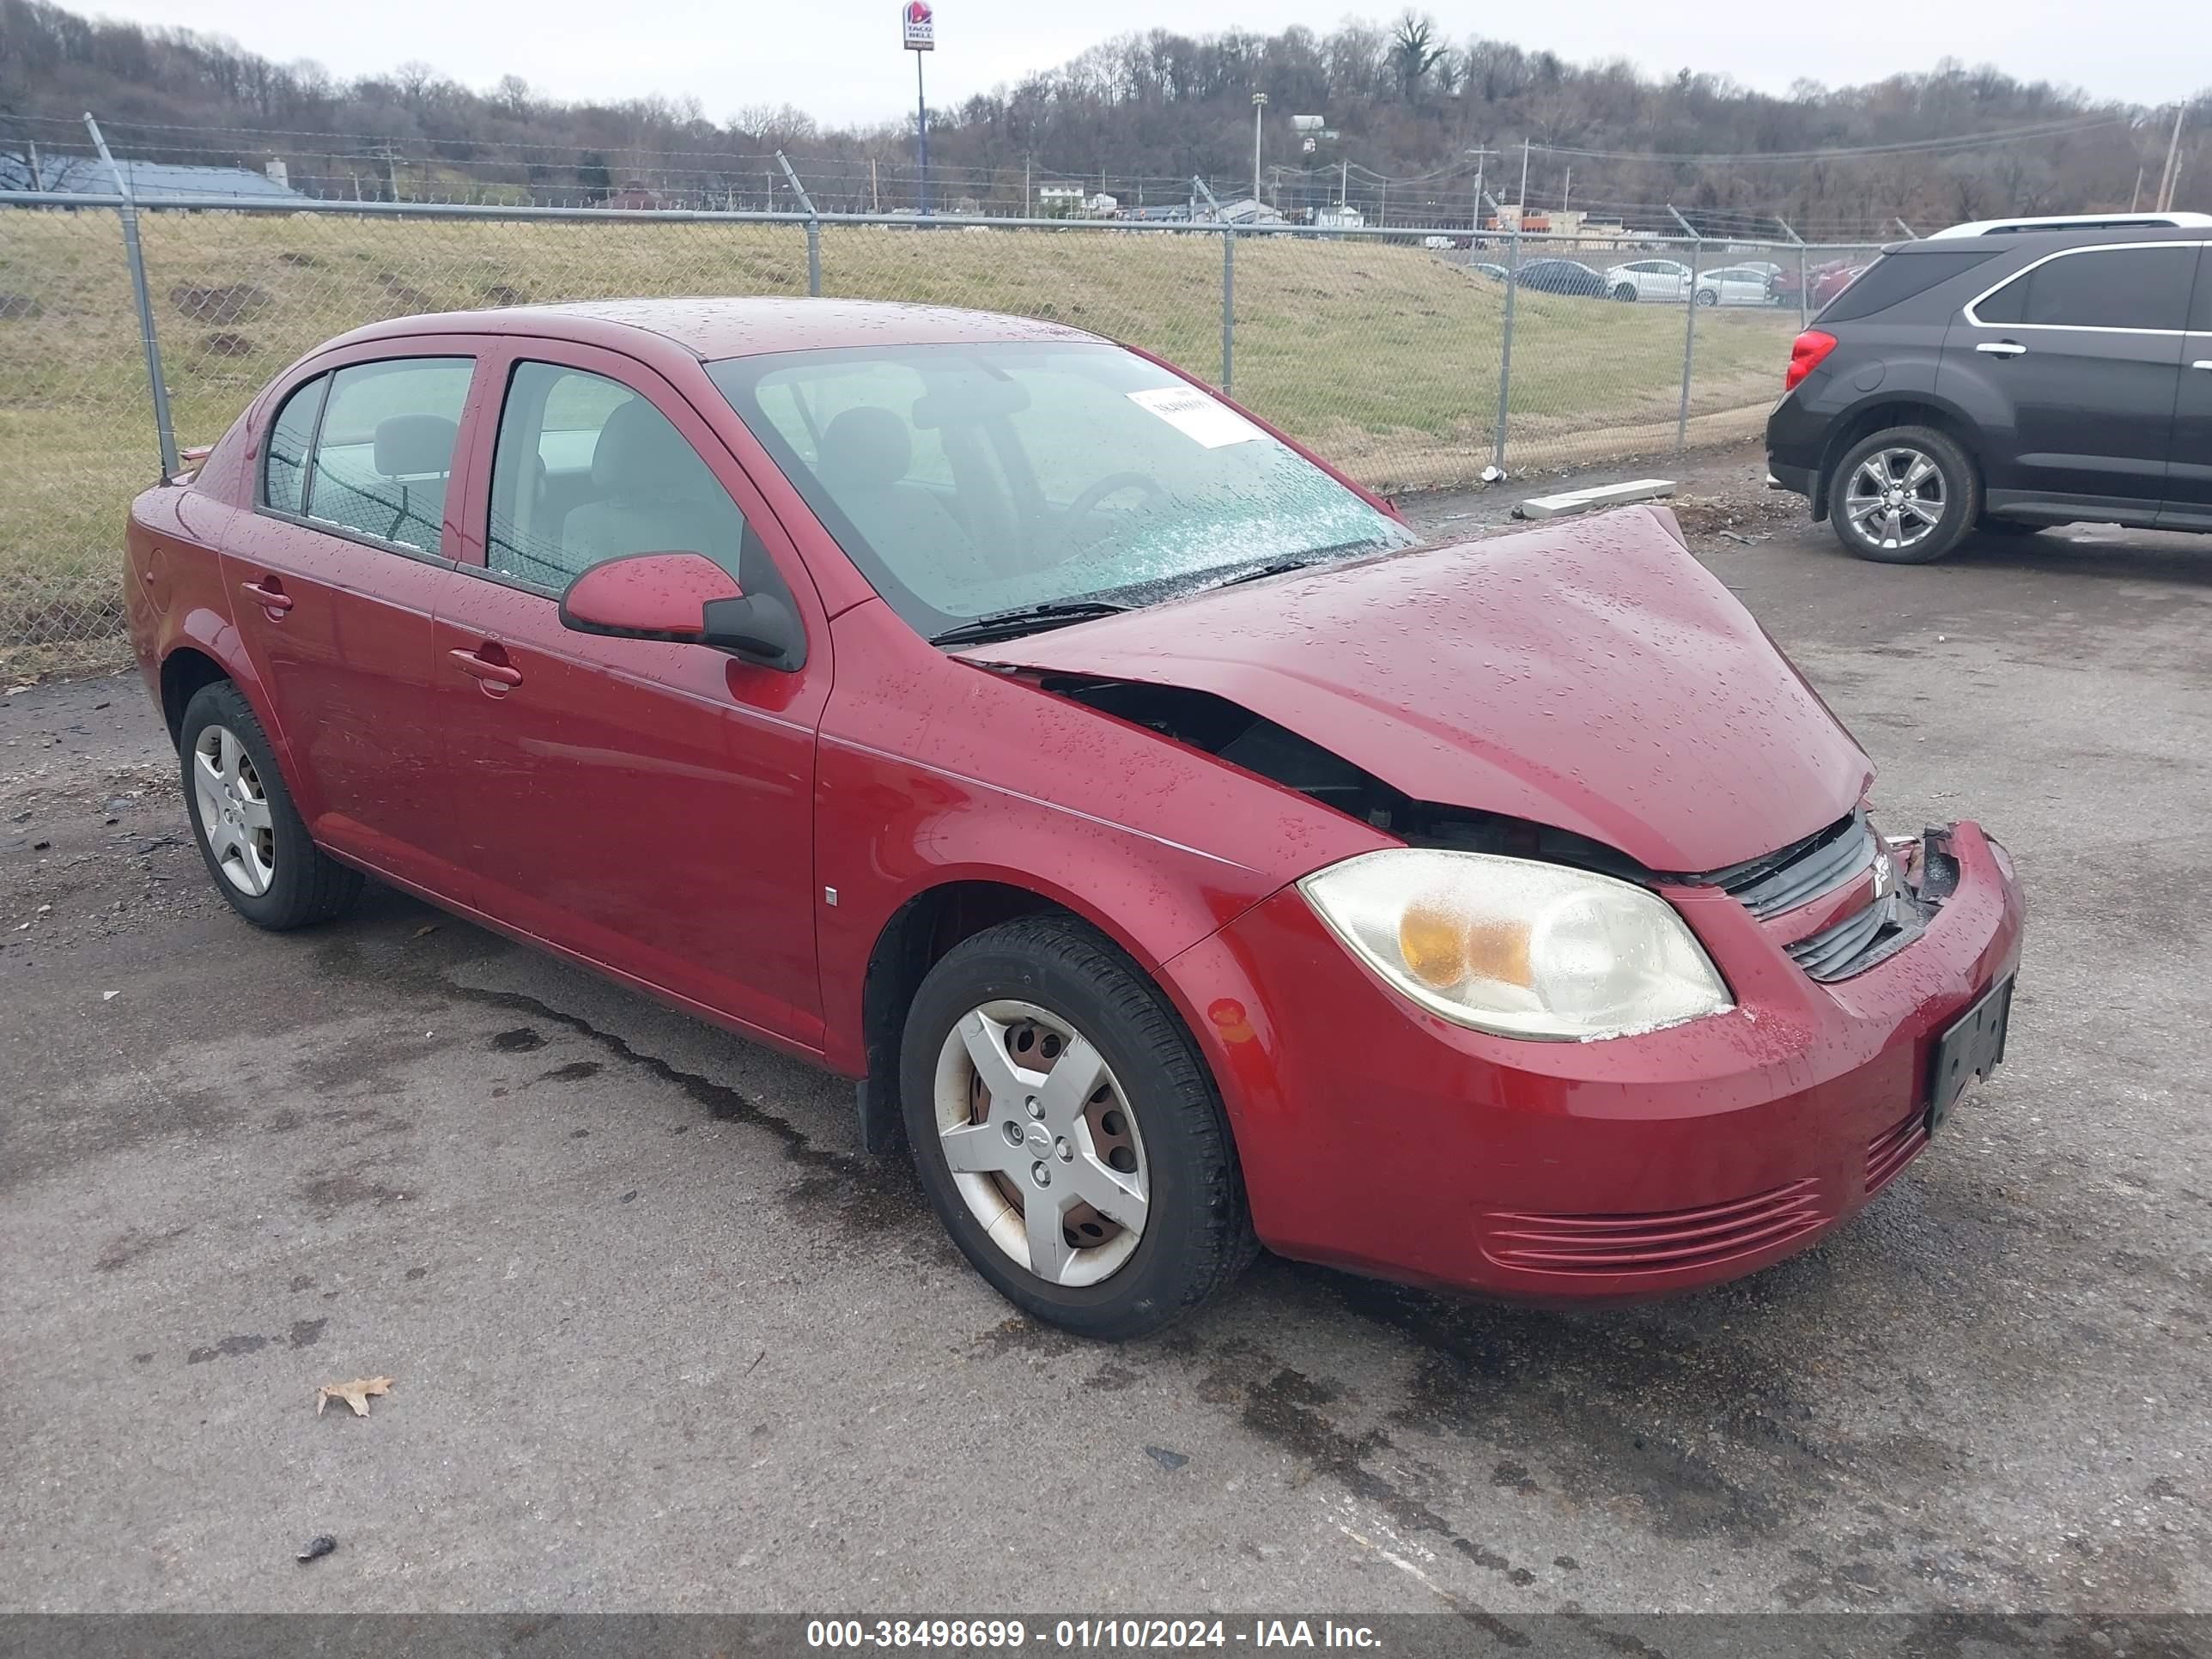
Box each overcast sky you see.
[86,0,2203,130]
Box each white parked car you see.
[1693,264,1778,307]
[1602,258,1691,302]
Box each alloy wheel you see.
[192,723,276,896]
[1845,447,1947,552]
[932,999,1150,1287]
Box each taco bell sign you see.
[902,0,934,49]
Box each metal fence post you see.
[1668,205,1699,453]
[775,150,821,296]
[1777,216,1809,330]
[1194,178,1233,394]
[1492,195,1519,472]
[84,113,178,479]
[1220,226,1235,396]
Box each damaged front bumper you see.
[1159,820,2025,1302]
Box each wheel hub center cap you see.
[1023,1121,1054,1158]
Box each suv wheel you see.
[1830,426,1980,564]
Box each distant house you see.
[1036,183,1085,218]
[30,156,305,203]
[1085,191,1119,216]
[605,180,664,210]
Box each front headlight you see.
[1297,849,1732,1042]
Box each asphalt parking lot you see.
[3,453,2208,1616]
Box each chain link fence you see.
[1,191,1880,673]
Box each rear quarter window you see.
[1815,249,2004,323]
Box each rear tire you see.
[899,915,1255,1340]
[179,681,362,931]
[1829,426,1980,565]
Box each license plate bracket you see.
[1927,975,2013,1135]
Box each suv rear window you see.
[1816,249,2002,323]
[1971,245,2197,331]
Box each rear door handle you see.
[1976,341,2027,357]
[448,645,523,689]
[240,577,293,615]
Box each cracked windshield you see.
[710,341,1417,639]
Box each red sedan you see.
[125,298,2023,1338]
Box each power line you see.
[1532,113,2126,166]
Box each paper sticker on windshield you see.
[1127,386,1266,448]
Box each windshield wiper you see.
[929,599,1128,647]
[1201,539,1392,592]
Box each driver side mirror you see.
[557,551,805,672]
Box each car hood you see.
[957,506,1871,872]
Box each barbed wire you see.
[0,108,2081,239]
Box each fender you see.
[157,608,305,784]
[811,605,1392,1080]
[1811,374,1993,518]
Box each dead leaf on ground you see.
[315,1376,394,1418]
[412,923,439,938]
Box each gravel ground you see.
[3,446,2208,1618]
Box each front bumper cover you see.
[1161,821,2025,1301]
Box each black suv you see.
[1765,225,2212,562]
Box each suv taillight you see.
[1784,330,1837,392]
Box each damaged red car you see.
[125,298,2024,1338]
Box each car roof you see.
[1927,210,2212,239]
[1880,222,2211,257]
[319,295,1104,362]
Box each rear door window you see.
[1971,246,2197,331]
[303,357,474,556]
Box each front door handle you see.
[2192,360,2212,371]
[449,645,523,690]
[240,576,294,615]
[1976,341,2028,357]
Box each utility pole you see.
[1463,147,1495,234]
[1250,92,1267,204]
[1561,165,1571,216]
[1518,137,1530,209]
[2131,163,2145,211]
[1024,155,1031,218]
[2156,103,2187,211]
[1340,157,1348,208]
[872,156,880,213]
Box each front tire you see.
[1695,288,1718,307]
[1613,283,1638,302]
[899,915,1255,1340]
[1829,426,1980,564]
[179,681,362,930]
